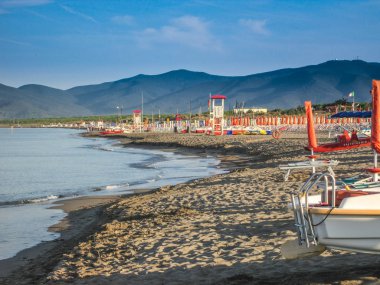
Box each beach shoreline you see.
[0,134,247,284]
[0,196,120,283]
[2,132,380,284]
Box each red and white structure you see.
[132,110,142,130]
[209,94,226,135]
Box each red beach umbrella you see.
[305,101,318,150]
[372,80,380,153]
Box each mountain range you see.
[1,60,380,119]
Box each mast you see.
[141,91,144,133]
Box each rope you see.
[311,207,335,227]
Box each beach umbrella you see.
[369,80,380,181]
[363,111,372,118]
[305,101,318,150]
[371,80,380,153]
[330,111,372,118]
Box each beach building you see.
[233,107,268,114]
[133,110,142,130]
[96,121,104,128]
[209,94,226,135]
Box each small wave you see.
[129,153,168,170]
[0,195,63,207]
[129,162,155,169]
[105,185,119,190]
[100,147,114,152]
[82,143,115,152]
[29,195,60,203]
[104,183,130,190]
[93,145,114,152]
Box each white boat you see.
[310,193,380,253]
[288,80,380,255]
[291,172,380,254]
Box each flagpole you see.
[141,91,144,133]
[348,91,355,111]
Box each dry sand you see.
[2,132,380,285]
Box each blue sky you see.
[0,0,379,89]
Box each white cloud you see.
[0,0,51,13]
[137,15,222,51]
[112,14,134,25]
[239,19,269,35]
[27,9,52,20]
[60,4,96,23]
[0,0,52,7]
[0,37,32,46]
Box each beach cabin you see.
[209,95,226,135]
[133,110,142,130]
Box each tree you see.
[333,98,348,105]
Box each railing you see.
[290,172,336,247]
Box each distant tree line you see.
[0,99,372,127]
[271,99,371,115]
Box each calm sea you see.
[0,128,225,260]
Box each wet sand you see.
[0,196,120,284]
[2,132,380,285]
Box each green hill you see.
[1,60,379,119]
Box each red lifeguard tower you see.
[209,94,226,135]
[133,110,142,130]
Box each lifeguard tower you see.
[209,94,226,135]
[132,110,142,130]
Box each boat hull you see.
[305,138,371,153]
[99,130,124,135]
[311,209,380,253]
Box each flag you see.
[348,91,355,97]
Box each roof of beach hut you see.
[211,95,227,100]
[175,113,182,121]
[133,110,141,114]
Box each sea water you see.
[0,128,225,260]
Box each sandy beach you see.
[2,132,380,285]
